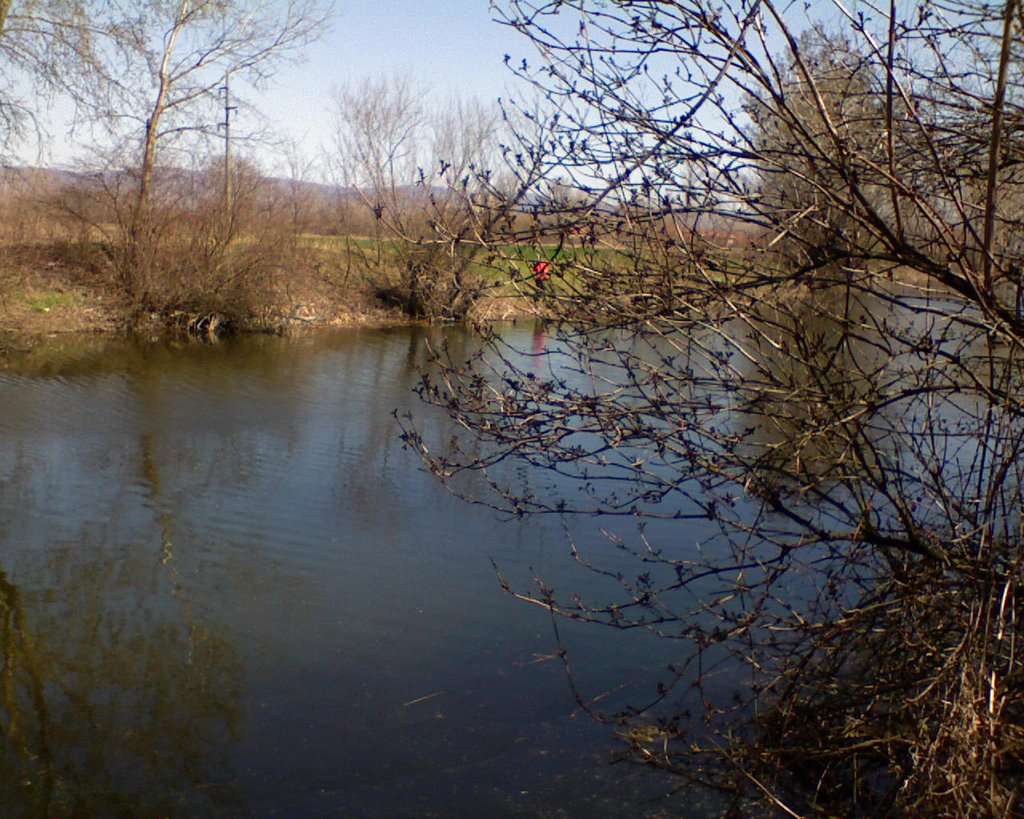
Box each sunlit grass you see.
[18,289,80,313]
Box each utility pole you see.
[218,74,237,223]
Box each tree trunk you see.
[123,0,190,319]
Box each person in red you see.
[532,260,551,287]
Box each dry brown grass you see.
[0,244,118,349]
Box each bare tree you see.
[329,76,523,319]
[330,74,427,226]
[276,136,324,235]
[64,0,330,323]
[0,1,100,159]
[398,1,1024,813]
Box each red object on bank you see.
[532,260,551,281]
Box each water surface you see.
[0,326,704,818]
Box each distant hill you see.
[0,164,447,206]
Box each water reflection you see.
[0,534,244,817]
[0,328,693,817]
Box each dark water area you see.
[0,326,716,818]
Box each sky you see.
[255,0,529,174]
[12,0,837,176]
[281,0,527,103]
[15,1,532,177]
[12,0,842,176]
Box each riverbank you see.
[0,242,539,354]
[0,253,116,352]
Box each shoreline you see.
[0,245,542,355]
[0,291,542,360]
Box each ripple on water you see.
[0,329,698,818]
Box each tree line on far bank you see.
[0,1,557,330]
[0,1,749,333]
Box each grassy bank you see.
[0,231,777,352]
[0,238,549,352]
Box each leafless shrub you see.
[329,75,538,320]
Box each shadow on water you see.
[0,328,719,817]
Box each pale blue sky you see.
[17,1,529,173]
[17,1,838,174]
[237,1,529,175]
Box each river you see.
[0,325,717,818]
